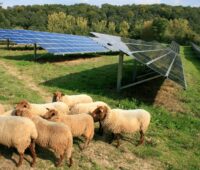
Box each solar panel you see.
[92,32,187,89]
[0,29,109,54]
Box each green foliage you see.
[119,21,130,37]
[152,17,169,41]
[92,20,107,33]
[0,4,200,44]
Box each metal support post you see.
[117,52,124,92]
[7,39,10,49]
[34,43,37,60]
[132,58,137,82]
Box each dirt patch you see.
[0,60,51,102]
[82,141,163,170]
[153,79,185,113]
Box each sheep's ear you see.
[99,106,107,113]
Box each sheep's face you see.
[16,100,30,110]
[15,108,31,118]
[52,91,64,102]
[42,109,59,120]
[91,106,108,121]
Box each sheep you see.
[70,101,110,134]
[0,104,4,114]
[42,109,94,150]
[15,108,73,167]
[91,106,151,148]
[52,91,93,109]
[0,116,38,167]
[0,109,16,116]
[16,100,69,116]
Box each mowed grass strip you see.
[0,45,199,169]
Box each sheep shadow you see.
[35,145,57,165]
[0,145,17,165]
[42,60,165,104]
[0,144,35,166]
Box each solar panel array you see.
[0,29,108,55]
[92,32,187,89]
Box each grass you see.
[0,45,199,170]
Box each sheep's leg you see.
[116,134,121,148]
[82,138,90,150]
[29,139,36,167]
[137,130,144,146]
[109,133,115,144]
[69,157,73,167]
[55,154,64,167]
[98,121,104,136]
[16,153,24,167]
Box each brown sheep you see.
[91,106,151,148]
[15,108,73,167]
[42,109,94,150]
[52,91,93,109]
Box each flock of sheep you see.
[0,91,151,167]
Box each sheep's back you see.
[70,101,108,115]
[63,94,93,108]
[104,109,150,134]
[32,116,72,149]
[0,116,37,147]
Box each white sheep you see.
[91,106,151,147]
[52,91,93,109]
[0,104,4,114]
[0,116,38,167]
[70,101,110,134]
[42,109,94,150]
[15,108,73,167]
[16,100,69,116]
[0,109,16,116]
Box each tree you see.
[92,20,107,33]
[141,20,154,41]
[48,12,67,33]
[75,16,88,35]
[107,21,116,34]
[152,17,169,41]
[119,21,130,37]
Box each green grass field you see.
[0,45,199,170]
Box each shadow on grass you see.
[0,145,17,165]
[2,52,112,63]
[183,46,200,74]
[42,60,165,104]
[2,50,165,104]
[35,145,57,165]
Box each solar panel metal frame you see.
[92,32,187,90]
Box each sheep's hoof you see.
[31,162,36,167]
[55,162,61,167]
[16,163,22,167]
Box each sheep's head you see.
[16,100,31,110]
[52,91,64,102]
[42,108,59,120]
[91,106,108,121]
[15,108,32,118]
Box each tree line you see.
[0,3,200,44]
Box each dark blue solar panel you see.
[0,29,109,54]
